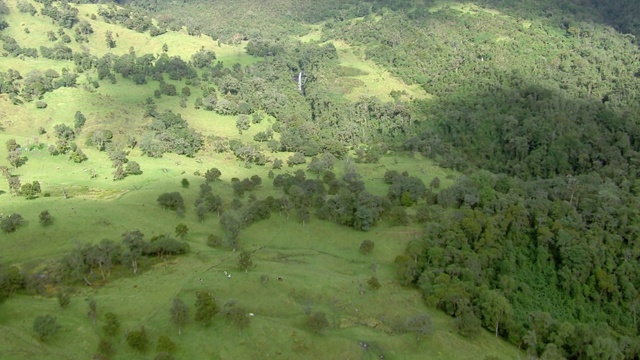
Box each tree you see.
[122,230,146,274]
[125,161,142,175]
[113,163,125,181]
[194,291,218,327]
[367,276,381,290]
[1,213,24,233]
[181,178,189,188]
[175,223,189,239]
[287,152,306,167]
[305,311,329,334]
[238,250,253,272]
[102,312,120,336]
[20,181,42,199]
[404,313,434,341]
[223,303,250,329]
[57,289,71,308]
[170,298,189,335]
[39,210,53,226]
[204,167,222,182]
[97,338,115,358]
[105,30,116,49]
[219,211,242,250]
[7,149,26,168]
[74,111,86,130]
[453,302,481,338]
[157,192,185,213]
[126,326,149,352]
[156,335,176,353]
[33,315,60,340]
[480,289,514,337]
[359,240,375,254]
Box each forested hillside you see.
[0,0,639,358]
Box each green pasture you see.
[329,41,430,103]
[1,209,523,359]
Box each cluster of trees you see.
[139,110,203,158]
[60,230,189,285]
[0,67,78,103]
[48,123,87,163]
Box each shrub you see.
[367,276,381,290]
[206,234,222,247]
[33,314,60,340]
[126,326,149,352]
[305,311,329,334]
[359,240,375,254]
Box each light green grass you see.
[330,40,431,103]
[0,212,523,360]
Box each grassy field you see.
[0,1,524,359]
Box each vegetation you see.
[1,0,639,358]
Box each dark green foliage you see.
[170,298,189,335]
[39,210,53,226]
[181,178,189,188]
[74,111,86,130]
[305,311,329,334]
[57,289,70,308]
[359,240,375,254]
[156,335,176,353]
[7,148,26,168]
[20,181,41,199]
[1,213,24,233]
[97,338,115,358]
[41,2,78,29]
[367,276,381,290]
[33,315,60,340]
[204,167,221,182]
[238,250,253,272]
[0,265,24,303]
[140,110,203,158]
[102,312,120,336]
[287,152,306,167]
[175,223,188,239]
[145,236,189,257]
[403,313,433,340]
[387,172,426,206]
[223,302,250,329]
[122,230,147,275]
[453,303,481,338]
[219,211,242,250]
[194,291,218,327]
[191,48,216,68]
[206,234,222,248]
[157,192,185,212]
[235,114,251,134]
[16,0,36,15]
[387,206,409,226]
[126,326,149,352]
[125,161,142,175]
